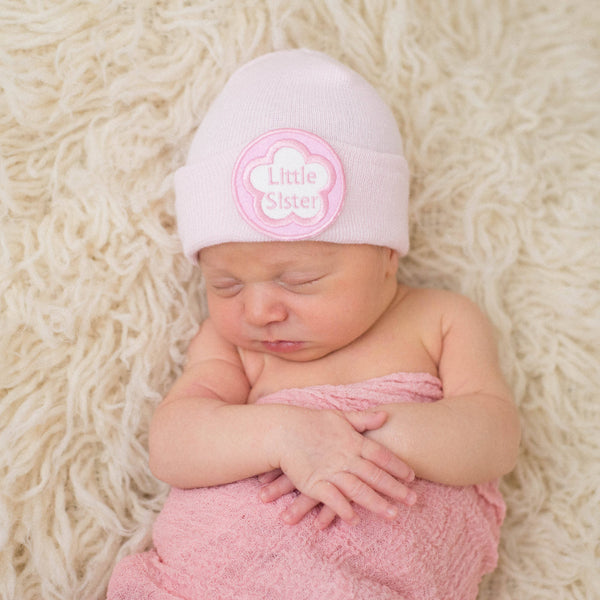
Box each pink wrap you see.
[108,372,505,599]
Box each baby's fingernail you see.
[316,519,330,530]
[405,491,417,505]
[281,510,292,523]
[350,515,360,526]
[386,506,398,519]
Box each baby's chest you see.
[246,330,438,403]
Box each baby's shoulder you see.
[395,286,480,320]
[186,318,247,371]
[389,287,490,363]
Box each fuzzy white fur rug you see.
[1,1,598,599]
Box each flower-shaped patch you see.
[232,129,345,239]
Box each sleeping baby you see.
[108,49,520,600]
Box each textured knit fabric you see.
[107,372,504,599]
[174,50,410,260]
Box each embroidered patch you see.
[232,128,345,239]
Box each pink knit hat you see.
[175,49,410,261]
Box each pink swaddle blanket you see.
[108,372,505,600]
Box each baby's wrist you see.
[261,404,306,472]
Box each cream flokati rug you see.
[1,1,598,598]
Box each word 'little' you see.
[268,166,319,186]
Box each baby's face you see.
[200,241,398,362]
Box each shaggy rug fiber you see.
[1,1,598,598]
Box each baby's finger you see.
[332,471,404,520]
[353,459,417,507]
[259,473,295,503]
[281,494,320,525]
[314,505,337,530]
[361,439,415,482]
[257,469,283,484]
[312,480,358,525]
[343,410,388,433]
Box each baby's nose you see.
[243,285,288,327]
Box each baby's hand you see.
[264,409,416,527]
[258,470,339,528]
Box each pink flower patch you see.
[232,129,345,239]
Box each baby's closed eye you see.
[208,278,244,296]
[278,273,327,290]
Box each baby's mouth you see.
[261,340,304,353]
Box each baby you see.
[108,49,520,600]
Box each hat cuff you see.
[175,139,410,262]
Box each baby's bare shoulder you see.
[388,287,493,370]
[409,288,493,336]
[398,287,509,398]
[186,318,238,363]
[167,319,251,404]
[401,286,477,311]
[394,286,483,328]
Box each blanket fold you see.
[108,372,504,600]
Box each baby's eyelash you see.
[213,282,238,289]
[279,275,325,287]
[209,280,243,295]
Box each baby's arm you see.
[264,291,520,527]
[366,291,521,486]
[149,319,259,487]
[148,319,414,523]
